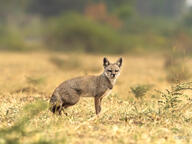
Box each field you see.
[0,52,192,144]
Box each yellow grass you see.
[0,52,192,144]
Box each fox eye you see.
[108,70,112,72]
[115,70,119,72]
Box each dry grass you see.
[164,54,191,84]
[0,52,192,144]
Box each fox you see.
[49,57,122,115]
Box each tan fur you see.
[49,57,122,115]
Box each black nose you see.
[112,74,115,77]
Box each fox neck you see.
[101,72,116,86]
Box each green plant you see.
[26,76,46,85]
[130,84,152,99]
[158,82,192,112]
[0,26,30,51]
[49,56,81,70]
[164,52,191,83]
[45,12,127,54]
[166,65,191,83]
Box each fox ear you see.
[103,57,110,67]
[116,57,122,68]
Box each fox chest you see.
[95,87,112,98]
[102,89,112,98]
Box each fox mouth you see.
[110,76,116,79]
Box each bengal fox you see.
[49,57,122,115]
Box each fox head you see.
[103,57,122,82]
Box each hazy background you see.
[0,0,192,54]
[1,1,192,143]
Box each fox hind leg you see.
[50,89,80,115]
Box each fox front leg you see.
[94,97,103,115]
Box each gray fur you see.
[50,57,122,115]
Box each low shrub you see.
[45,12,128,54]
[158,82,192,115]
[164,52,191,83]
[130,84,153,99]
[0,26,29,51]
[49,56,81,70]
[166,64,191,83]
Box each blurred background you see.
[0,0,192,54]
[2,1,192,143]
